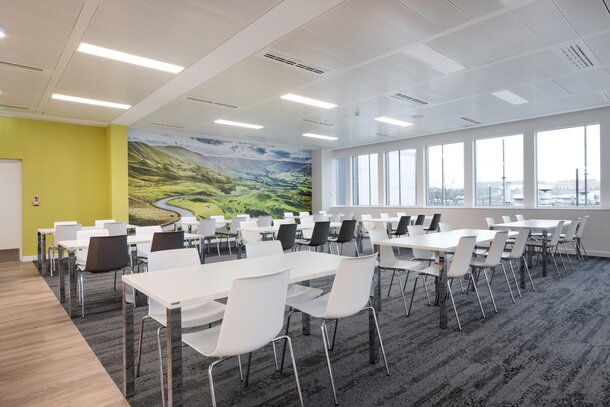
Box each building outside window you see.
[426,142,464,206]
[352,153,378,206]
[335,157,345,205]
[536,124,600,207]
[475,134,523,206]
[385,149,416,206]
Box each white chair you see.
[136,248,226,407]
[299,216,314,239]
[439,222,454,232]
[257,215,273,227]
[284,212,295,219]
[239,220,262,245]
[369,228,426,317]
[515,214,525,221]
[283,254,389,405]
[246,240,324,303]
[299,211,310,218]
[414,236,483,330]
[557,219,581,269]
[134,226,163,269]
[94,219,115,228]
[360,214,374,242]
[75,228,110,268]
[574,215,589,260]
[274,218,294,226]
[217,216,246,255]
[236,213,250,220]
[319,210,327,215]
[470,230,516,313]
[210,215,226,229]
[48,223,81,276]
[181,269,303,407]
[313,214,330,222]
[199,219,220,256]
[501,215,513,223]
[179,216,197,232]
[343,211,354,221]
[104,221,127,236]
[527,221,566,277]
[407,225,436,262]
[485,217,496,229]
[501,228,535,292]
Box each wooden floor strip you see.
[0,261,128,407]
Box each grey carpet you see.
[40,241,610,406]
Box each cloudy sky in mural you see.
[129,129,311,163]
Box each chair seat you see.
[136,246,151,258]
[182,325,222,356]
[294,238,312,245]
[411,264,439,278]
[76,250,87,266]
[286,293,330,318]
[287,284,323,303]
[526,240,552,247]
[150,300,226,329]
[470,257,491,267]
[379,259,425,271]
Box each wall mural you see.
[128,130,312,225]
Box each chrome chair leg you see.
[364,306,390,376]
[156,326,166,407]
[482,269,498,313]
[395,271,409,317]
[321,321,339,406]
[468,271,486,319]
[272,335,304,407]
[387,270,395,297]
[136,315,153,377]
[407,274,419,316]
[447,280,461,330]
[422,275,431,305]
[499,264,516,303]
[208,358,225,407]
[506,262,521,299]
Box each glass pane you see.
[351,153,378,206]
[335,157,345,205]
[426,145,443,206]
[400,149,416,206]
[443,143,464,206]
[385,151,400,206]
[584,124,600,206]
[370,153,379,206]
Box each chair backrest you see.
[396,211,407,217]
[313,214,329,222]
[54,221,77,228]
[485,217,496,228]
[515,214,525,221]
[276,223,297,250]
[77,228,109,241]
[438,222,453,232]
[330,213,342,223]
[148,248,200,272]
[150,231,185,252]
[104,222,127,236]
[368,228,397,266]
[361,214,374,232]
[323,254,378,319]
[300,216,314,226]
[414,214,426,225]
[501,215,512,223]
[299,211,310,218]
[343,212,354,221]
[198,219,217,238]
[336,219,357,243]
[229,216,247,233]
[508,228,530,259]
[54,224,82,243]
[427,213,441,231]
[135,225,162,235]
[94,219,115,228]
[319,210,327,215]
[407,225,434,259]
[85,235,130,272]
[240,220,262,244]
[180,216,196,224]
[483,230,509,267]
[210,215,226,227]
[283,212,294,219]
[380,213,390,219]
[257,215,273,227]
[246,240,283,258]
[394,216,411,235]
[309,221,331,246]
[575,215,588,238]
[274,218,294,226]
[212,269,289,357]
[236,214,250,220]
[548,221,565,246]
[563,219,580,241]
[446,236,477,278]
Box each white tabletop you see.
[376,229,515,251]
[122,251,345,308]
[58,233,203,251]
[38,224,137,234]
[241,221,342,234]
[360,215,433,223]
[494,219,570,230]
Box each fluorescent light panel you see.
[492,90,528,105]
[303,133,338,141]
[214,119,263,129]
[77,43,184,74]
[51,93,131,110]
[404,44,464,74]
[280,93,337,109]
[375,116,413,127]
[0,28,5,39]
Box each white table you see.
[120,251,383,405]
[375,229,515,329]
[240,221,342,235]
[493,219,571,279]
[57,233,204,317]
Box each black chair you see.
[424,213,442,233]
[77,235,131,317]
[151,231,185,252]
[276,223,297,251]
[328,219,358,255]
[296,221,330,252]
[392,216,410,237]
[414,214,426,225]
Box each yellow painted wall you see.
[106,124,129,222]
[0,116,126,257]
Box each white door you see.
[0,160,22,260]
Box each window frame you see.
[351,153,379,206]
[384,148,417,207]
[425,142,464,207]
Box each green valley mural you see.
[128,130,312,225]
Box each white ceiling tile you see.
[480,11,546,53]
[396,0,471,29]
[553,74,594,95]
[584,32,610,66]
[527,80,571,99]
[525,49,574,77]
[447,0,506,19]
[513,0,578,45]
[552,0,610,37]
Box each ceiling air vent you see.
[147,122,186,129]
[389,93,429,106]
[262,50,330,75]
[0,60,44,72]
[0,103,30,110]
[186,97,238,109]
[302,118,334,127]
[556,42,599,71]
[459,116,482,125]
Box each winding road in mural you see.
[153,196,194,217]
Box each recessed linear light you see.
[492,90,528,105]
[375,116,413,127]
[51,93,130,110]
[280,93,337,109]
[0,27,5,39]
[404,44,464,74]
[303,133,338,141]
[214,119,263,129]
[77,43,184,74]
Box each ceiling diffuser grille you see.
[459,116,482,125]
[557,43,597,70]
[302,118,334,127]
[186,96,238,109]
[389,93,429,105]
[262,50,330,75]
[0,60,44,72]
[0,103,30,110]
[147,122,186,129]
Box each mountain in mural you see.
[128,137,312,225]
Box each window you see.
[385,149,416,206]
[426,143,464,206]
[335,157,346,205]
[475,135,523,206]
[536,124,600,207]
[352,153,378,205]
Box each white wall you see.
[0,160,22,257]
[313,106,610,257]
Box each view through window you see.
[352,153,378,206]
[335,157,345,205]
[426,143,464,206]
[385,149,416,206]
